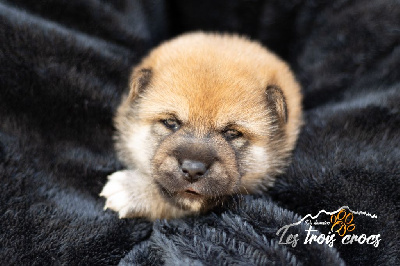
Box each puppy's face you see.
[115,33,302,213]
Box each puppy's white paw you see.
[100,170,191,220]
[100,170,151,218]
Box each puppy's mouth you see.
[182,188,202,197]
[156,181,203,198]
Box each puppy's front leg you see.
[100,170,189,220]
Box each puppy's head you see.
[115,33,302,213]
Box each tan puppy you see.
[100,32,302,220]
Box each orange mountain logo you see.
[277,206,381,248]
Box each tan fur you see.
[100,32,302,220]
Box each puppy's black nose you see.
[181,159,208,183]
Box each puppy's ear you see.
[266,85,288,124]
[128,68,152,101]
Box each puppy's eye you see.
[222,129,243,140]
[161,118,181,131]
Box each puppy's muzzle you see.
[174,140,216,184]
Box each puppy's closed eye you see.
[222,128,243,141]
[161,118,181,131]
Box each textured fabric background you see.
[1,0,399,265]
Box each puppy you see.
[100,32,302,220]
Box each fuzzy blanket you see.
[1,0,399,265]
